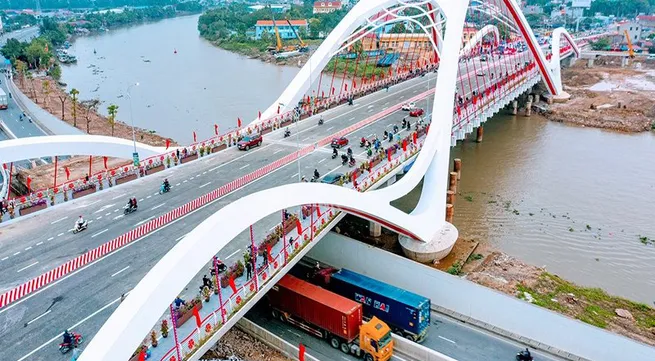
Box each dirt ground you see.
[464,251,655,346]
[201,328,292,361]
[11,74,177,194]
[543,59,655,132]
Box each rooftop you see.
[255,19,308,27]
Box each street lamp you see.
[126,82,139,154]
[281,101,302,183]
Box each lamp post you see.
[126,82,139,164]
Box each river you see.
[60,15,655,304]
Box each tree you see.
[14,60,27,87]
[48,63,62,81]
[42,80,51,106]
[70,88,80,127]
[81,99,100,134]
[390,23,406,34]
[25,72,37,102]
[591,38,611,51]
[107,104,119,137]
[57,94,68,120]
[1,38,28,63]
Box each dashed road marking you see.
[146,195,152,199]
[47,237,54,241]
[1,257,8,261]
[135,216,155,227]
[239,164,250,170]
[111,266,130,278]
[17,261,38,273]
[91,229,109,238]
[199,182,212,188]
[273,149,284,154]
[26,310,51,325]
[36,242,43,246]
[318,158,326,164]
[138,198,144,202]
[24,247,32,251]
[57,233,64,237]
[226,249,241,260]
[291,173,298,179]
[113,215,124,220]
[438,335,456,344]
[327,126,334,131]
[50,216,68,225]
[175,183,180,186]
[151,203,165,211]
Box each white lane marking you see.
[1,257,8,261]
[111,193,126,200]
[26,309,51,325]
[111,266,130,278]
[199,182,212,188]
[291,173,298,179]
[349,117,355,121]
[175,183,181,186]
[96,216,102,220]
[113,209,119,213]
[175,235,185,242]
[24,247,32,251]
[146,195,152,199]
[273,149,284,154]
[50,216,68,224]
[79,199,102,208]
[190,176,195,180]
[384,102,389,105]
[438,335,457,344]
[153,192,159,196]
[367,105,374,109]
[17,261,39,273]
[197,174,201,177]
[91,229,109,238]
[105,212,111,216]
[318,158,326,164]
[151,203,165,211]
[226,249,241,260]
[367,134,373,138]
[47,237,54,241]
[36,242,43,246]
[135,216,155,227]
[183,180,188,183]
[138,198,144,202]
[368,109,373,113]
[301,136,311,142]
[88,220,94,224]
[289,331,303,338]
[16,293,127,361]
[203,171,207,175]
[327,126,334,131]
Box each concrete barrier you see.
[392,334,457,361]
[237,318,320,361]
[309,233,655,361]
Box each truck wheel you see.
[364,354,374,361]
[404,334,416,342]
[339,342,350,354]
[330,337,340,349]
[271,310,279,319]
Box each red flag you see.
[402,139,407,151]
[295,218,303,235]
[266,244,274,264]
[138,350,146,361]
[352,171,357,183]
[65,167,71,180]
[237,118,242,128]
[103,156,108,169]
[331,87,335,95]
[228,275,237,294]
[352,79,357,89]
[258,111,261,120]
[412,132,417,144]
[193,305,201,328]
[316,206,321,217]
[387,149,392,162]
[26,176,31,193]
[456,106,462,117]
[193,131,197,143]
[277,105,280,114]
[2,163,6,170]
[321,90,324,98]
[344,83,348,91]
[299,344,306,361]
[214,124,219,135]
[165,139,171,150]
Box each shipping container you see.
[268,274,363,343]
[328,269,431,342]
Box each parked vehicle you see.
[292,260,430,342]
[267,275,394,361]
[331,136,349,148]
[409,108,424,117]
[401,102,416,111]
[238,134,263,151]
[321,173,344,185]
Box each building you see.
[313,1,343,14]
[615,21,642,43]
[523,5,544,15]
[254,20,309,40]
[637,15,655,36]
[248,4,289,13]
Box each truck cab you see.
[357,317,394,361]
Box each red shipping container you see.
[269,275,362,343]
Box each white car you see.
[401,102,416,111]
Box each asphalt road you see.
[0,51,532,361]
[246,300,565,361]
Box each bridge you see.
[0,1,651,361]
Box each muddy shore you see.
[542,58,655,132]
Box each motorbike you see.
[310,176,318,182]
[331,152,338,159]
[359,140,366,147]
[515,351,533,361]
[59,332,84,354]
[124,204,138,215]
[72,221,88,234]
[159,184,171,195]
[348,158,356,167]
[341,155,348,166]
[318,118,324,125]
[284,130,291,138]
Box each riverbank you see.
[334,215,655,347]
[542,59,655,132]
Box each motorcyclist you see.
[313,169,320,179]
[346,147,353,157]
[132,197,138,209]
[341,154,348,163]
[127,198,134,210]
[62,330,73,346]
[349,155,355,164]
[284,127,291,137]
[332,148,338,157]
[163,178,170,192]
[517,348,532,361]
[75,216,85,231]
[318,115,324,125]
[360,136,366,145]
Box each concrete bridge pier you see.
[587,58,594,68]
[525,95,533,117]
[621,56,629,68]
[369,221,382,237]
[511,100,518,115]
[475,125,484,143]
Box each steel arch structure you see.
[79,1,577,360]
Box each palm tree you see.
[107,104,119,137]
[25,72,37,102]
[42,80,51,107]
[70,88,80,128]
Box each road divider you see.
[0,87,435,310]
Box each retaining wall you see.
[236,318,321,361]
[308,233,655,361]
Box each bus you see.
[0,88,7,110]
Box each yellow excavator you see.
[624,30,635,58]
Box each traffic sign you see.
[132,152,140,167]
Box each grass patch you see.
[516,283,565,312]
[467,253,484,262]
[464,195,474,202]
[447,261,463,275]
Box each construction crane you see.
[266,7,297,54]
[285,17,309,53]
[624,30,635,58]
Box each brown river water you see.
[60,15,655,304]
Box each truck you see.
[291,260,431,342]
[0,88,8,109]
[267,274,394,361]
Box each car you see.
[321,173,344,185]
[331,136,349,148]
[480,54,488,62]
[237,134,262,151]
[409,108,424,117]
[401,102,416,111]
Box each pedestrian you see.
[202,274,212,289]
[262,248,268,266]
[246,261,252,280]
[84,173,89,182]
[70,345,81,361]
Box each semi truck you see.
[267,274,394,361]
[291,259,431,342]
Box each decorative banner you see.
[316,206,321,218]
[413,132,417,144]
[103,156,108,169]
[237,118,242,128]
[65,166,71,180]
[402,139,407,151]
[295,218,303,235]
[387,149,392,162]
[193,305,201,328]
[165,139,171,150]
[266,244,274,264]
[229,275,237,294]
[193,131,197,143]
[26,177,32,193]
[331,87,335,95]
[344,83,348,91]
[352,79,357,89]
[214,124,219,136]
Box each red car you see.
[409,108,424,117]
[331,136,349,148]
[237,134,263,151]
